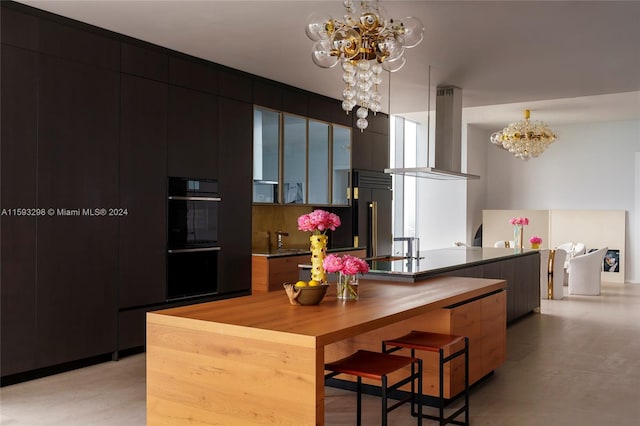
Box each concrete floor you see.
[2,282,639,425]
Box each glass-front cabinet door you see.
[253,108,280,203]
[308,120,330,205]
[253,107,352,206]
[283,114,307,204]
[332,125,351,205]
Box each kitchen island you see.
[300,247,540,323]
[147,275,506,425]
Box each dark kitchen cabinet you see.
[219,68,252,103]
[0,6,38,50]
[119,74,168,309]
[0,45,38,376]
[351,115,389,172]
[253,80,282,110]
[438,253,540,323]
[36,54,119,367]
[38,16,119,71]
[167,85,218,179]
[122,42,168,82]
[307,95,333,123]
[217,97,252,294]
[282,87,308,116]
[169,55,218,94]
[367,111,389,135]
[371,132,390,171]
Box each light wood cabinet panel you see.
[252,249,367,293]
[324,289,506,398]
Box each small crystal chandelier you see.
[305,0,424,131]
[490,109,558,160]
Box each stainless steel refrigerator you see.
[352,169,393,258]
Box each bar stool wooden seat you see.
[383,331,469,426]
[325,349,423,426]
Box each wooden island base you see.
[147,276,506,425]
[325,289,505,398]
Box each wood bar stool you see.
[325,349,423,426]
[383,331,469,426]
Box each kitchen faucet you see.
[275,231,289,249]
[393,237,420,260]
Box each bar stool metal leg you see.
[324,350,423,426]
[382,331,470,426]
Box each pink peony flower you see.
[529,236,542,244]
[323,254,369,275]
[297,209,342,234]
[341,255,369,275]
[323,254,344,273]
[509,216,529,226]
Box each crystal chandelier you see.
[305,0,424,131]
[490,109,557,160]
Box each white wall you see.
[469,119,640,283]
[409,113,469,252]
[465,125,489,244]
[483,209,626,283]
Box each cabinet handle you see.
[168,247,222,254]
[370,201,378,257]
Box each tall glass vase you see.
[513,225,524,250]
[336,272,359,300]
[309,234,327,283]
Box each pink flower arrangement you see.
[297,209,341,234]
[529,236,542,244]
[323,254,369,276]
[509,217,529,226]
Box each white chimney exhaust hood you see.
[385,86,480,180]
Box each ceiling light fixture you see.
[490,109,558,160]
[305,0,423,131]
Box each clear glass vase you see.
[336,272,359,301]
[513,225,524,250]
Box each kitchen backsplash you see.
[252,205,313,251]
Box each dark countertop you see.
[299,246,538,282]
[364,247,537,282]
[252,246,366,258]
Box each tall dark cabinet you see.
[351,113,389,171]
[1,44,39,376]
[167,86,219,179]
[36,52,120,367]
[217,97,253,294]
[119,74,168,309]
[1,0,390,382]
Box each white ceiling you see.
[18,0,640,129]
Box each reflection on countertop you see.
[364,246,537,281]
[252,246,366,258]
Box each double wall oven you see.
[167,177,220,300]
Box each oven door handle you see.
[168,247,222,254]
[168,196,221,201]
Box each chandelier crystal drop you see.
[306,0,424,131]
[490,109,557,160]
